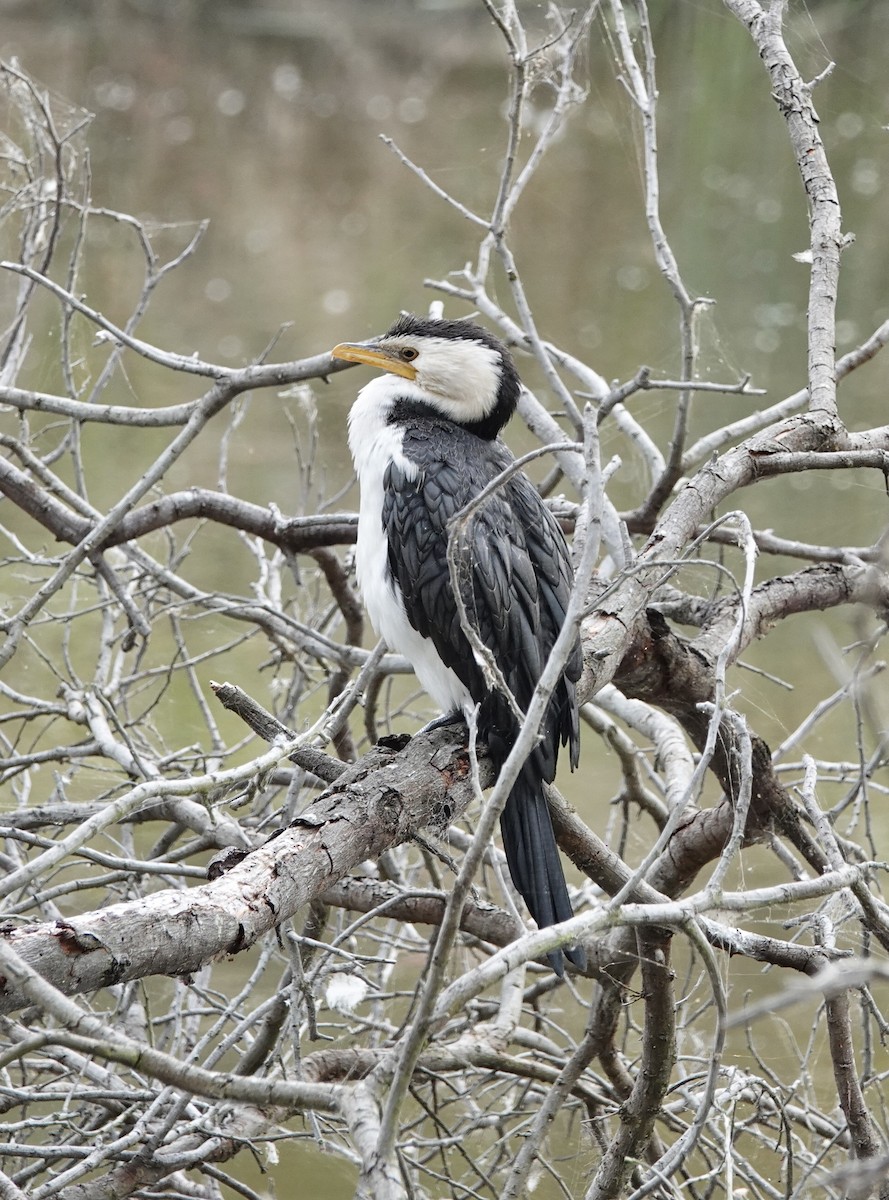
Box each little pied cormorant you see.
[332,314,583,974]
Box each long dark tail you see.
[499,764,584,976]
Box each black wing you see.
[383,417,583,972]
[384,419,580,752]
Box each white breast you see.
[348,376,473,717]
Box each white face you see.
[379,334,503,424]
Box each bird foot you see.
[374,713,465,752]
[418,710,468,734]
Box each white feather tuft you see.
[325,973,369,1014]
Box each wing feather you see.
[383,415,583,972]
[385,419,579,767]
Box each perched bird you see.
[332,314,583,973]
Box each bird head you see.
[332,314,521,438]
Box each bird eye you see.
[400,347,418,361]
